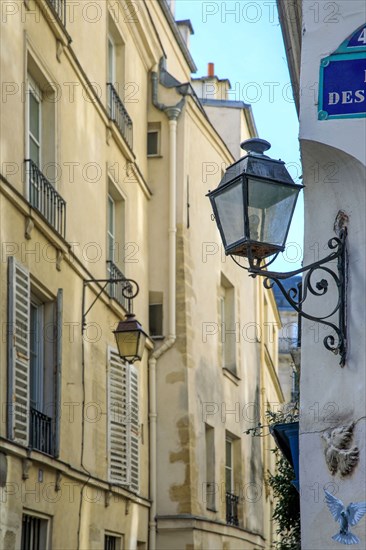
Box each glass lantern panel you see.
[136,331,147,361]
[248,178,298,246]
[214,180,245,248]
[116,330,138,359]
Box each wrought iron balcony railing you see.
[107,83,133,150]
[107,260,129,310]
[30,407,53,455]
[226,491,239,526]
[26,160,66,238]
[46,0,67,27]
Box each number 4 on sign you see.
[358,28,366,44]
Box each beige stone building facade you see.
[0,1,284,548]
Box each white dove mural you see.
[324,490,366,545]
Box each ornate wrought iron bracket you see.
[82,277,139,333]
[246,228,348,366]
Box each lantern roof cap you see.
[217,138,298,189]
[114,313,149,337]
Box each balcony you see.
[226,492,239,526]
[26,160,66,238]
[107,261,129,310]
[46,0,67,27]
[107,83,133,150]
[30,407,53,455]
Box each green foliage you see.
[246,407,300,550]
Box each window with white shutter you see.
[7,257,62,455]
[7,257,30,445]
[107,348,139,492]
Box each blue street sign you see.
[318,24,366,120]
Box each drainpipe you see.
[148,71,185,550]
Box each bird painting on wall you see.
[324,489,366,545]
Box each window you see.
[225,438,233,494]
[107,16,125,91]
[107,183,125,268]
[21,513,50,550]
[147,123,161,157]
[107,194,116,264]
[7,257,62,456]
[29,295,58,455]
[205,424,216,510]
[106,18,132,149]
[225,435,239,526]
[149,292,163,337]
[26,62,56,178]
[107,348,139,493]
[26,61,65,236]
[28,79,41,167]
[107,184,127,308]
[108,35,116,86]
[105,534,122,550]
[220,275,237,374]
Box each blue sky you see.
[175,0,304,270]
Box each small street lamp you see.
[82,277,147,363]
[114,313,148,363]
[207,138,348,366]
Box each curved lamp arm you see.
[242,228,348,366]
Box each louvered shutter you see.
[7,257,30,445]
[129,364,139,493]
[107,347,130,485]
[54,289,63,457]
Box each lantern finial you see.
[240,138,271,156]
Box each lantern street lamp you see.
[207,138,348,366]
[82,277,148,363]
[208,138,303,265]
[114,313,148,363]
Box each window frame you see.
[104,532,123,550]
[28,77,42,168]
[21,511,51,550]
[107,194,116,264]
[147,130,160,157]
[225,437,234,494]
[147,122,162,157]
[220,276,237,375]
[29,298,45,412]
[205,423,216,511]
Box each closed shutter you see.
[130,364,139,493]
[7,257,30,445]
[107,347,130,485]
[54,289,63,457]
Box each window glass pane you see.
[29,137,40,167]
[225,466,232,492]
[108,234,115,262]
[30,304,39,409]
[147,132,158,155]
[108,196,115,235]
[108,38,115,83]
[226,440,231,467]
[149,303,163,336]
[30,303,44,412]
[108,195,115,262]
[29,91,40,140]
